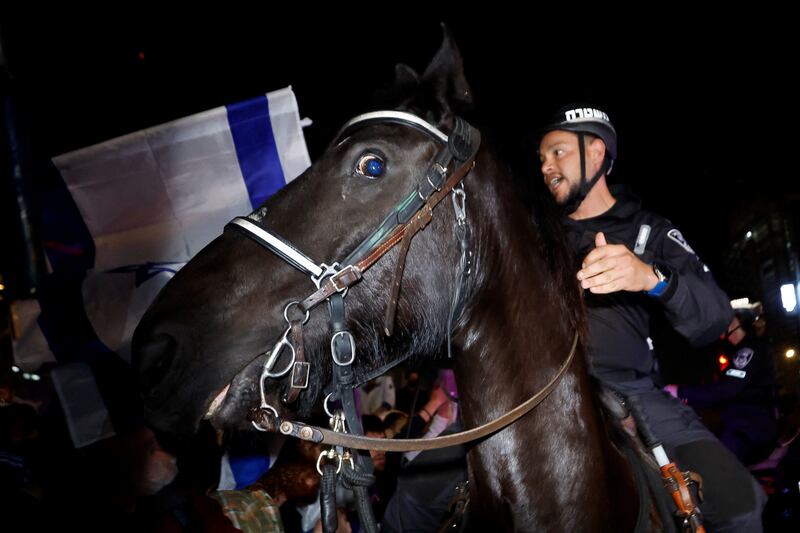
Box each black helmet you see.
[541,104,617,160]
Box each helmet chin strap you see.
[561,132,613,215]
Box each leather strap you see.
[383,206,433,335]
[276,332,578,452]
[299,157,475,316]
[282,320,306,404]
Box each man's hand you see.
[663,384,687,404]
[663,384,679,399]
[577,232,659,294]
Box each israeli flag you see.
[11,87,310,447]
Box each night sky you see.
[2,14,795,279]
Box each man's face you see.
[539,130,584,205]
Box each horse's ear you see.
[394,63,420,90]
[419,23,474,124]
[367,63,420,111]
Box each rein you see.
[275,331,579,452]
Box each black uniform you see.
[563,185,766,532]
[679,336,778,466]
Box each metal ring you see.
[316,451,343,476]
[250,404,279,432]
[316,452,326,476]
[265,334,296,378]
[251,420,269,432]
[311,262,341,289]
[323,392,337,418]
[283,301,310,325]
[451,186,466,225]
[330,330,356,366]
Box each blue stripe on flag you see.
[40,160,96,273]
[226,96,286,208]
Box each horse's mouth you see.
[205,353,269,430]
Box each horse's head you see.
[133,28,481,438]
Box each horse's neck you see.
[454,164,585,422]
[451,166,640,528]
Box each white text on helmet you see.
[564,108,610,123]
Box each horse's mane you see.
[469,113,587,336]
[512,132,587,334]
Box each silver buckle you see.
[330,330,356,366]
[330,265,356,293]
[312,262,341,289]
[427,163,447,191]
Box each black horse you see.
[133,31,662,530]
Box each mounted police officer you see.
[538,103,766,532]
[666,303,779,467]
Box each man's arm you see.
[577,226,732,346]
[649,225,733,346]
[666,374,750,409]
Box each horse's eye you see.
[355,153,385,179]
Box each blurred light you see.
[31,374,41,382]
[0,283,5,291]
[138,51,145,61]
[730,297,750,308]
[11,365,20,373]
[787,349,797,359]
[781,284,797,312]
[746,231,753,239]
[718,354,729,369]
[22,373,31,380]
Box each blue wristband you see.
[647,279,668,296]
[646,264,669,296]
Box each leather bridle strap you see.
[298,154,477,315]
[278,331,579,452]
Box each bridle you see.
[226,109,479,422]
[224,109,579,533]
[225,110,578,452]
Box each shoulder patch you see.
[733,347,754,369]
[667,229,695,254]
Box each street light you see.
[781,284,797,313]
[787,348,797,359]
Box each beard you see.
[556,176,583,207]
